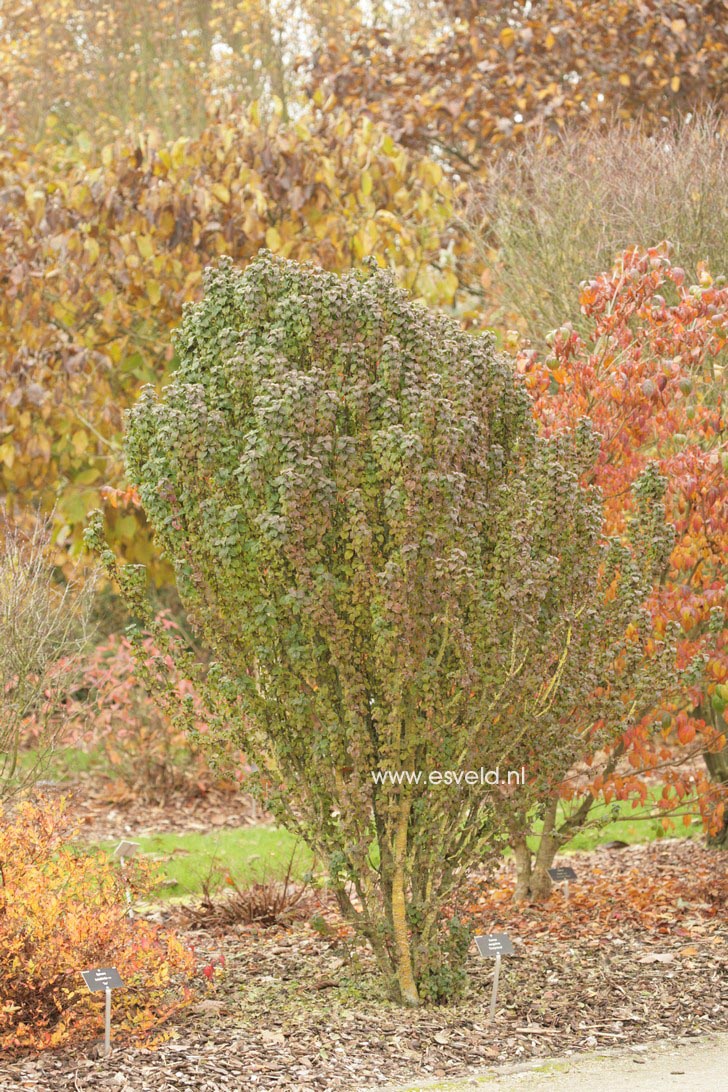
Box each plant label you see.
[113,840,141,859]
[474,933,514,958]
[475,934,513,1023]
[113,842,140,919]
[81,967,124,992]
[81,968,124,1057]
[548,866,576,882]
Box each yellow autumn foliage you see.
[0,106,472,575]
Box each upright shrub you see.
[89,253,687,1004]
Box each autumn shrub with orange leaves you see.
[0,796,197,1051]
[510,246,728,895]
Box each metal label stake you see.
[81,967,125,1056]
[114,841,141,920]
[548,864,577,902]
[475,933,514,1025]
[104,986,112,1057]
[489,951,501,1025]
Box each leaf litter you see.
[1,839,725,1091]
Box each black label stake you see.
[474,933,514,1025]
[81,968,125,1057]
[548,865,577,901]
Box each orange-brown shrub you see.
[0,796,197,1051]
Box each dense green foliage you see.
[89,253,689,1004]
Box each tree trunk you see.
[701,705,727,849]
[704,742,728,850]
[512,797,563,901]
[529,797,561,900]
[512,834,533,902]
[389,799,420,1005]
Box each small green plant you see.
[416,916,472,1004]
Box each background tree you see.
[0,106,466,575]
[307,0,728,177]
[513,246,727,889]
[90,253,690,1003]
[1,0,325,137]
[0,0,435,139]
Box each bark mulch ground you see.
[1,840,726,1091]
[35,777,264,842]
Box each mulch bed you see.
[33,777,264,842]
[2,840,726,1091]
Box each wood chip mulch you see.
[2,839,726,1091]
[32,777,264,842]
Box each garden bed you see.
[2,839,725,1092]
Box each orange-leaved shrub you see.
[0,796,197,1051]
[510,246,728,888]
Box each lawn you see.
[87,787,699,902]
[97,826,316,899]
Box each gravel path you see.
[390,1032,728,1091]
